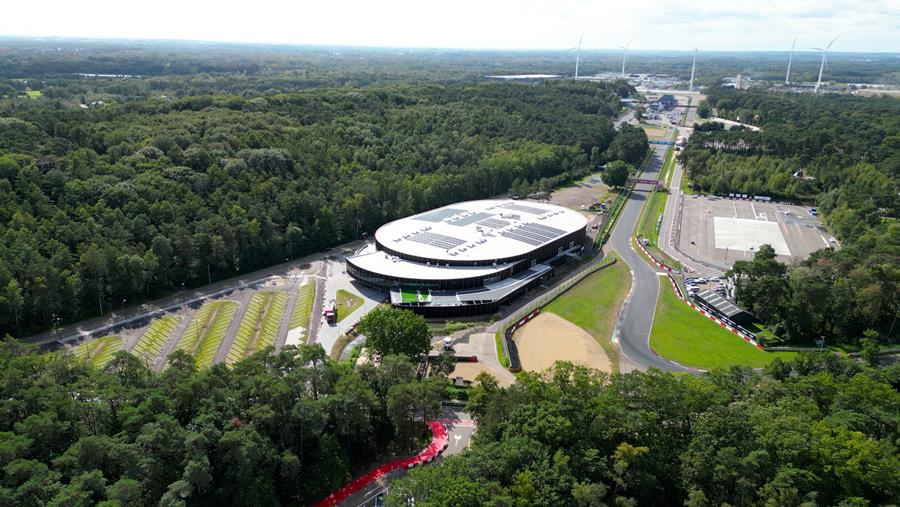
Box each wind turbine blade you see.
[791,36,797,49]
[626,39,633,49]
[826,35,839,49]
[578,34,583,48]
[808,47,824,51]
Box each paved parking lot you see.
[678,196,836,269]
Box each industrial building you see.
[346,200,588,317]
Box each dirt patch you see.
[550,173,609,210]
[513,313,611,373]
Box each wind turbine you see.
[688,48,697,91]
[810,35,838,93]
[785,36,797,85]
[617,40,632,77]
[571,34,584,81]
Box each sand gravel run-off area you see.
[513,313,611,373]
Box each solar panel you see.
[500,231,544,246]
[478,218,510,229]
[413,208,464,222]
[525,222,566,236]
[406,232,465,250]
[503,203,546,215]
[450,212,494,227]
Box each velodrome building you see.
[346,200,588,317]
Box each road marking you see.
[454,434,461,447]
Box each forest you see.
[679,88,898,346]
[0,72,642,337]
[388,357,900,506]
[0,340,452,506]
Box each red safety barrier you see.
[313,421,449,507]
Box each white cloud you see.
[0,0,897,51]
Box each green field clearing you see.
[226,291,288,365]
[659,147,676,186]
[336,290,364,323]
[640,190,668,246]
[650,288,794,369]
[71,335,123,369]
[174,300,238,368]
[24,90,42,98]
[132,315,180,366]
[542,255,632,372]
[289,283,314,330]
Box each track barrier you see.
[313,420,450,507]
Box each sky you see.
[1,0,898,52]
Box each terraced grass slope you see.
[226,291,288,365]
[289,283,314,330]
[172,300,238,369]
[70,335,123,369]
[132,316,179,366]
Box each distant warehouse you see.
[346,200,588,317]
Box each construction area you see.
[675,195,836,270]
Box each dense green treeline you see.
[2,40,898,94]
[680,89,898,345]
[0,80,631,336]
[388,358,900,506]
[0,340,448,506]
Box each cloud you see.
[0,0,897,51]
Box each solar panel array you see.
[406,232,466,250]
[503,203,546,215]
[449,212,494,227]
[413,208,464,222]
[478,218,510,229]
[500,222,567,246]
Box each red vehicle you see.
[323,299,337,325]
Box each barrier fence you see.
[313,420,449,507]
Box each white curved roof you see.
[374,200,587,263]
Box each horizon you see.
[4,35,900,56]
[1,0,898,53]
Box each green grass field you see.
[289,283,315,330]
[542,255,632,372]
[71,335,123,369]
[650,288,794,369]
[226,291,288,365]
[336,289,364,323]
[132,315,180,366]
[24,90,42,98]
[175,300,238,368]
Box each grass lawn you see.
[336,289,364,323]
[400,287,425,303]
[495,331,510,368]
[290,283,315,329]
[24,90,42,98]
[542,254,632,372]
[71,335,123,369]
[650,288,795,369]
[640,190,668,245]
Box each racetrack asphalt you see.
[609,132,690,373]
